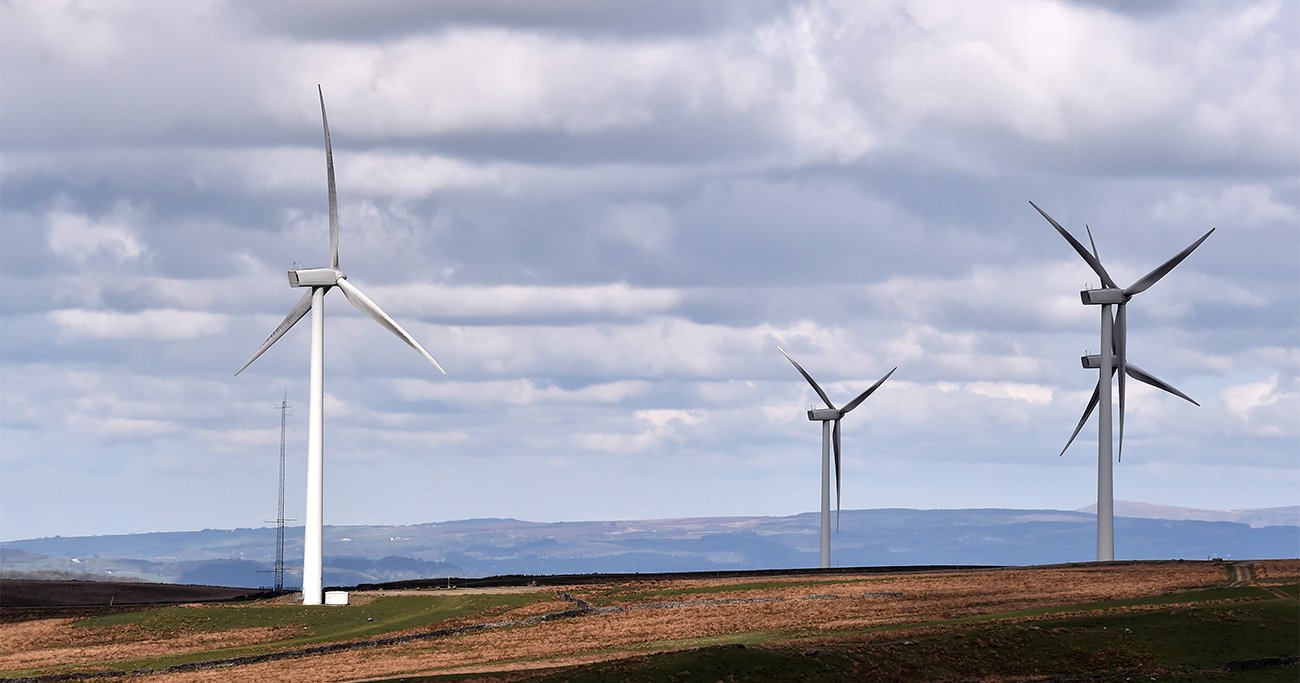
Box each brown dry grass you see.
[1254,558,1300,580]
[106,560,1252,683]
[0,616,290,672]
[8,560,1290,682]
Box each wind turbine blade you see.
[1124,228,1214,296]
[319,85,340,270]
[235,290,314,376]
[1030,201,1117,289]
[1085,224,1100,262]
[840,367,897,414]
[1125,362,1199,406]
[335,278,447,374]
[777,346,835,410]
[833,419,842,531]
[1060,381,1101,457]
[1115,304,1127,462]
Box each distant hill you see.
[3,505,1296,589]
[1077,501,1299,528]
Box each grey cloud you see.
[1064,0,1189,18]
[237,0,794,41]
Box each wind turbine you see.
[779,347,895,569]
[236,87,446,605]
[1032,201,1211,561]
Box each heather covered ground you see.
[3,560,1296,682]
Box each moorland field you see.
[2,560,1297,682]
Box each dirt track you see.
[5,560,1298,682]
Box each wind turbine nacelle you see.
[1081,354,1103,369]
[1080,288,1126,305]
[289,268,343,287]
[807,408,839,421]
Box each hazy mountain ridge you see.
[1076,501,1299,528]
[3,505,1296,589]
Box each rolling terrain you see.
[2,560,1297,681]
[4,504,1296,588]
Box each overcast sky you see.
[2,0,1296,542]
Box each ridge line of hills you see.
[3,503,1295,589]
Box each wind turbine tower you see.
[1032,202,1211,561]
[779,347,895,568]
[237,88,446,605]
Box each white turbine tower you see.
[1032,201,1211,562]
[779,347,895,569]
[237,87,446,605]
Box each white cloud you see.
[344,153,505,198]
[874,0,1083,142]
[636,408,705,429]
[966,381,1054,404]
[46,205,147,265]
[274,30,695,136]
[50,309,228,341]
[815,0,1299,171]
[66,415,176,438]
[193,148,505,200]
[756,5,877,163]
[248,10,887,166]
[390,378,652,407]
[1149,184,1297,230]
[1133,271,1270,322]
[413,317,906,383]
[330,427,472,463]
[1220,374,1298,438]
[867,262,1088,329]
[575,408,705,455]
[376,282,681,320]
[10,0,131,69]
[601,203,675,254]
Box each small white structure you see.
[324,591,349,606]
